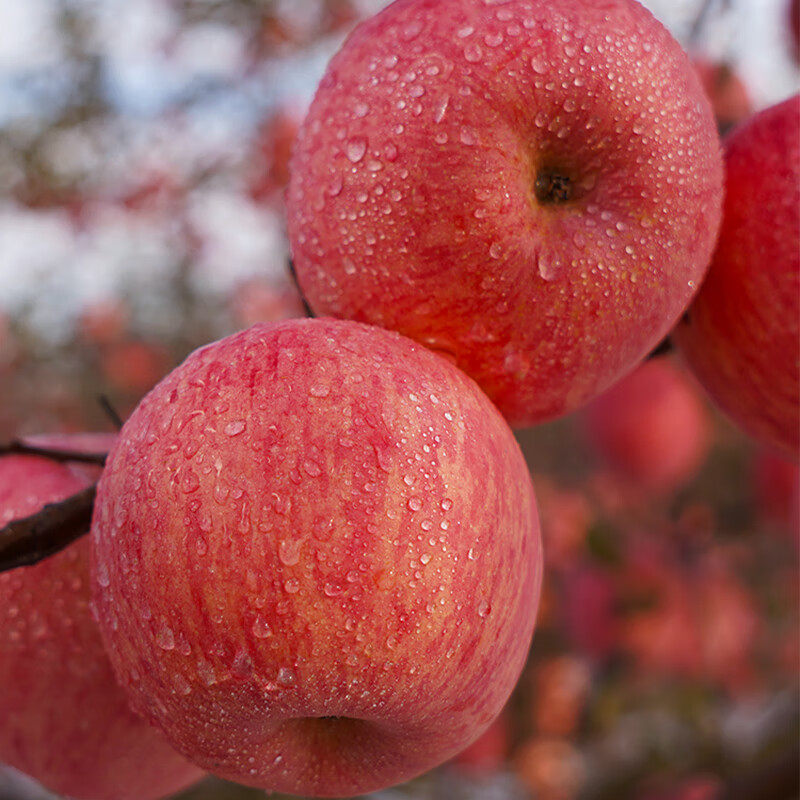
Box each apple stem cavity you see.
[0,483,96,573]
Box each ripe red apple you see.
[286,0,724,427]
[673,94,800,459]
[691,57,752,134]
[579,356,711,493]
[91,318,543,796]
[0,437,204,800]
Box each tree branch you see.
[0,485,96,573]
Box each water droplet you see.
[309,383,330,398]
[225,420,246,437]
[433,95,450,123]
[420,553,432,564]
[156,624,175,651]
[346,137,367,163]
[278,538,301,566]
[441,498,454,511]
[484,32,504,47]
[459,127,477,145]
[303,459,322,477]
[457,25,474,38]
[252,616,272,638]
[464,43,483,63]
[324,582,343,597]
[468,548,478,560]
[407,496,422,512]
[478,600,491,618]
[531,56,548,75]
[232,649,253,678]
[96,560,110,588]
[537,251,559,281]
[284,578,300,594]
[353,101,370,118]
[180,467,200,494]
[327,176,343,196]
[400,19,423,41]
[504,351,531,377]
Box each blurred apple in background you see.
[673,93,800,460]
[286,0,723,427]
[691,57,752,134]
[0,435,204,800]
[91,318,543,796]
[579,357,712,494]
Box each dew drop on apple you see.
[346,137,367,163]
[96,559,110,588]
[407,496,422,512]
[459,127,477,146]
[477,600,491,618]
[464,43,483,63]
[252,615,272,639]
[224,420,246,437]
[531,56,548,75]
[276,666,296,686]
[156,624,176,651]
[324,582,343,597]
[278,538,302,566]
[284,578,300,594]
[303,459,322,477]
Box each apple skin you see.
[0,437,205,800]
[673,94,800,460]
[286,0,724,427]
[90,318,543,797]
[579,356,711,493]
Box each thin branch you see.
[98,394,124,430]
[0,439,107,466]
[0,485,96,572]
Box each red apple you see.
[91,318,543,796]
[691,57,752,134]
[579,356,712,493]
[286,0,724,427]
[673,94,800,459]
[0,437,204,800]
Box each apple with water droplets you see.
[673,94,800,459]
[0,435,204,800]
[286,0,724,427]
[90,317,542,796]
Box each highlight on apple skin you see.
[673,94,800,460]
[90,317,543,797]
[0,437,205,800]
[286,0,724,428]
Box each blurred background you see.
[0,0,798,799]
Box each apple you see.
[579,356,711,493]
[672,94,800,460]
[285,0,724,427]
[691,57,752,134]
[90,317,543,796]
[0,436,205,800]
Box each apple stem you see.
[0,484,96,573]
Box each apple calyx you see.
[534,168,573,204]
